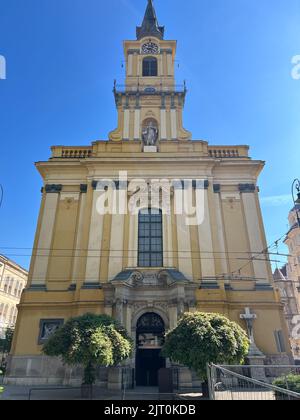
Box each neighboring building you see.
[277,202,300,361]
[284,204,300,292]
[7,1,292,387]
[273,265,300,361]
[0,255,28,338]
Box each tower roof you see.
[136,0,165,40]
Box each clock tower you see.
[109,0,191,143]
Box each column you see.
[213,189,229,275]
[128,213,138,267]
[167,52,173,76]
[123,108,130,140]
[134,108,141,140]
[170,108,177,140]
[125,303,132,334]
[176,213,193,280]
[108,204,125,281]
[31,186,61,287]
[104,300,113,317]
[158,55,163,76]
[70,187,87,288]
[241,187,270,283]
[84,188,105,286]
[137,55,141,77]
[168,306,178,330]
[127,54,133,76]
[160,108,167,140]
[198,188,216,278]
[163,214,173,267]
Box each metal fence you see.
[207,364,300,401]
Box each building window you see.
[138,209,163,267]
[142,57,158,77]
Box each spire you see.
[136,0,164,40]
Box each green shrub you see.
[273,374,300,393]
[162,312,249,380]
[43,313,133,385]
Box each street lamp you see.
[292,179,300,228]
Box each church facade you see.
[7,1,292,387]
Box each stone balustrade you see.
[51,146,93,159]
[208,146,249,158]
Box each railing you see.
[51,147,93,159]
[207,364,300,401]
[208,147,249,158]
[114,83,187,95]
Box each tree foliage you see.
[162,312,249,379]
[43,313,132,385]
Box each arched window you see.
[142,57,158,77]
[138,209,163,267]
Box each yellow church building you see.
[7,0,292,387]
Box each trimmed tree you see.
[43,313,132,386]
[162,312,249,381]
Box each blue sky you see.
[0,0,299,270]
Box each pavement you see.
[0,385,203,401]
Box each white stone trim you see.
[170,109,177,140]
[167,54,173,76]
[71,193,86,285]
[214,193,229,275]
[158,56,163,77]
[59,192,80,201]
[134,108,141,140]
[176,214,193,280]
[108,212,125,281]
[242,192,270,283]
[160,108,167,140]
[128,54,133,76]
[123,109,130,140]
[31,193,59,285]
[128,214,138,267]
[198,190,216,278]
[163,214,173,267]
[85,191,104,283]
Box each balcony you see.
[113,81,187,96]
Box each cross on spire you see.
[136,0,165,40]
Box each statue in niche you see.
[142,121,158,146]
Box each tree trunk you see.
[81,362,95,399]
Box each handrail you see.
[211,364,300,399]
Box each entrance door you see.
[136,349,165,386]
[135,313,166,387]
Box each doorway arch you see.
[135,312,166,387]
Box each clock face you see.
[141,42,159,55]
